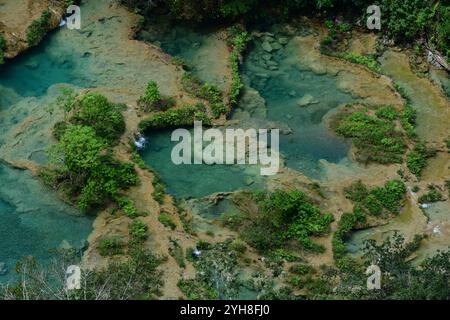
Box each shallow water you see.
[0,163,93,282]
[346,52,450,261]
[139,20,230,90]
[379,51,450,142]
[140,129,265,198]
[240,33,353,178]
[140,26,354,198]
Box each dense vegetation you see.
[181,73,227,118]
[0,247,165,300]
[138,80,176,112]
[334,105,407,164]
[336,234,450,299]
[344,179,407,216]
[0,34,6,64]
[139,103,211,130]
[232,190,334,254]
[41,90,139,213]
[333,179,406,270]
[121,0,450,59]
[407,143,436,178]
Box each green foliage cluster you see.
[418,185,443,204]
[138,81,161,110]
[129,219,148,242]
[242,190,334,254]
[158,212,177,230]
[42,90,138,213]
[407,143,435,178]
[320,20,351,56]
[1,247,165,300]
[337,234,450,300]
[0,34,6,64]
[139,103,210,130]
[344,179,407,216]
[177,279,219,300]
[137,81,176,112]
[335,108,406,164]
[116,196,139,218]
[228,27,250,107]
[381,0,449,58]
[340,52,381,73]
[27,10,52,46]
[152,175,166,204]
[332,207,366,270]
[99,236,124,256]
[400,104,417,138]
[181,72,227,118]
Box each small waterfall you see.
[133,133,147,150]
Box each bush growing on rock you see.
[335,108,406,164]
[0,34,6,64]
[138,81,162,111]
[407,143,436,178]
[27,10,52,46]
[43,92,138,213]
[241,190,334,254]
[139,103,210,130]
[130,219,148,242]
[99,236,125,256]
[344,179,406,215]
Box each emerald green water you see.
[0,16,100,281]
[140,26,353,198]
[0,164,93,282]
[0,39,93,280]
[140,129,265,198]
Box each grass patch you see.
[27,10,52,46]
[340,52,382,73]
[344,179,406,215]
[334,107,406,164]
[407,143,436,178]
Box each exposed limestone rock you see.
[0,0,66,60]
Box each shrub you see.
[400,104,417,138]
[229,239,247,254]
[242,190,334,254]
[177,279,218,300]
[158,212,176,230]
[407,143,435,178]
[345,179,406,216]
[289,264,315,276]
[139,104,210,130]
[418,186,443,204]
[340,52,381,73]
[375,105,398,120]
[152,175,165,204]
[71,92,125,143]
[116,197,139,218]
[138,81,162,111]
[130,219,148,242]
[99,236,124,256]
[0,34,6,64]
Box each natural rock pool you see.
[139,24,354,198]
